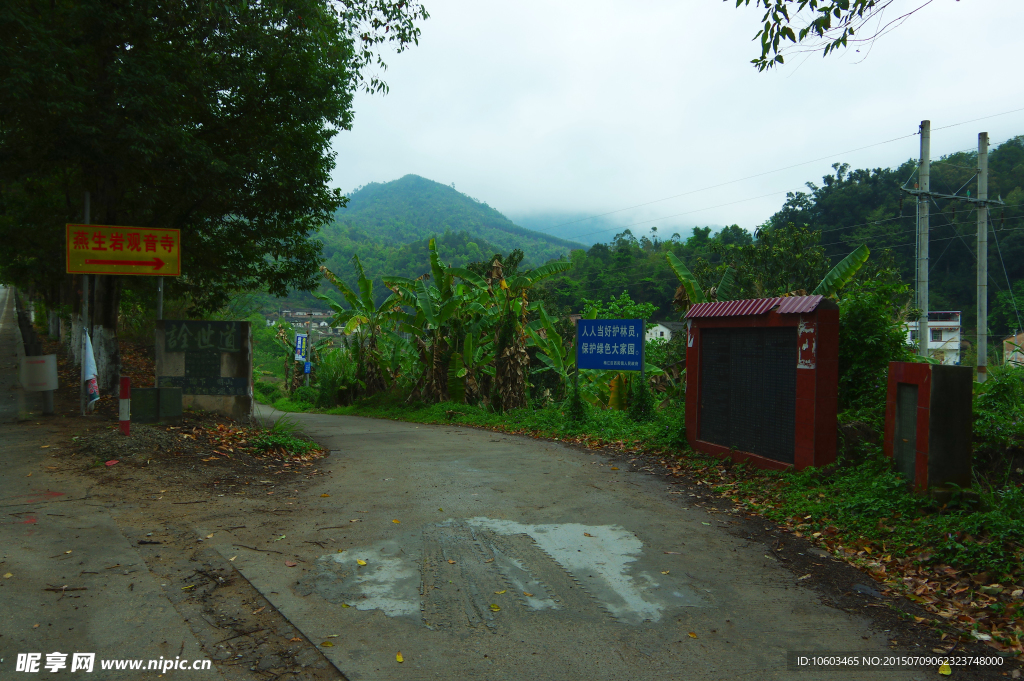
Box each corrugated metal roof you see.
[686,295,824,319]
[776,295,824,314]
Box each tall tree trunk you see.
[91,274,121,392]
[492,307,528,412]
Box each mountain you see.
[257,175,586,310]
[328,175,583,261]
[509,212,708,246]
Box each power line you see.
[524,107,1024,242]
[990,214,1022,333]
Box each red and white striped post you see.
[119,376,131,436]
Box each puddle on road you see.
[297,518,704,627]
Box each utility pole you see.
[917,121,930,358]
[901,121,1003,366]
[977,132,989,382]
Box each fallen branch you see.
[236,544,284,555]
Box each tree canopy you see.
[0,0,428,312]
[732,0,937,71]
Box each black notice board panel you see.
[158,376,249,396]
[699,327,797,464]
[164,321,241,353]
[185,351,221,377]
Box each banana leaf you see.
[813,244,869,297]
[716,267,736,302]
[666,253,707,306]
[608,373,628,410]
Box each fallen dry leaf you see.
[2,573,12,579]
[494,590,506,594]
[205,533,214,539]
[321,493,330,498]
[523,592,533,597]
[229,556,237,562]
[32,624,39,628]
[484,558,494,563]
[610,467,619,471]
[447,559,456,564]
[290,637,301,642]
[396,652,404,663]
[797,574,811,581]
[661,571,670,575]
[392,519,401,524]
[583,533,594,537]
[40,445,49,448]
[105,460,118,466]
[284,560,298,567]
[356,560,367,566]
[688,632,697,639]
[252,607,265,615]
[320,641,334,647]
[349,519,361,523]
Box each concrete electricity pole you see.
[977,132,989,382]
[901,122,1003,366]
[917,121,930,358]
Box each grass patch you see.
[320,394,687,452]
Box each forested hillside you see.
[257,175,584,309]
[536,135,1024,337]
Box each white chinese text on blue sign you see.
[576,319,644,371]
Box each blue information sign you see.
[304,361,311,375]
[576,319,644,371]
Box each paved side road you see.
[211,404,929,681]
[0,286,223,679]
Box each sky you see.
[330,0,1024,246]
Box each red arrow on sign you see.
[84,257,164,270]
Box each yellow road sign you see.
[66,224,180,276]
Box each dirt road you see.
[1,283,1000,680]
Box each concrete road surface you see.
[208,404,927,681]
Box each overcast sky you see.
[330,0,1024,245]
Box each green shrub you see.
[254,380,283,403]
[628,375,656,423]
[291,385,318,406]
[565,381,588,424]
[837,254,915,411]
[249,432,321,457]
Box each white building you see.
[646,321,686,342]
[905,311,962,365]
[1005,331,1024,367]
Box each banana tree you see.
[667,243,869,312]
[383,238,488,402]
[525,302,574,396]
[486,259,572,412]
[666,252,736,311]
[314,256,401,396]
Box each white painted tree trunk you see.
[92,324,120,393]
